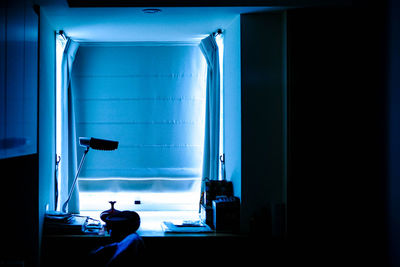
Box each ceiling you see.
[36,0,278,42]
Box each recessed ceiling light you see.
[142,9,162,14]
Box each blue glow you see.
[72,44,207,212]
[215,33,224,179]
[79,191,200,211]
[55,33,66,211]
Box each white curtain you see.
[199,35,221,197]
[60,38,80,213]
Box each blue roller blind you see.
[71,44,206,192]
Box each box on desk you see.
[204,180,233,206]
[212,196,240,233]
[200,180,234,229]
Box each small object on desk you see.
[83,217,103,234]
[212,196,240,233]
[204,180,233,206]
[161,220,213,233]
[44,212,105,235]
[176,220,203,227]
[201,180,234,228]
[44,213,87,235]
[45,211,73,223]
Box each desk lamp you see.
[61,137,118,213]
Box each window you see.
[64,43,208,214]
[56,33,226,221]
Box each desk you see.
[41,211,256,266]
[41,233,287,266]
[42,232,251,266]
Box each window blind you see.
[71,44,206,193]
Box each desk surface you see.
[68,210,241,238]
[44,231,240,239]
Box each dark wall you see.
[286,6,356,263]
[0,0,39,266]
[0,154,39,266]
[240,12,286,234]
[386,0,399,265]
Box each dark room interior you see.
[0,0,395,266]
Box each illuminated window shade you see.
[71,44,207,211]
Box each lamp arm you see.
[62,147,89,213]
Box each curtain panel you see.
[60,38,80,213]
[199,35,221,187]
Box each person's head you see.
[105,211,141,241]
